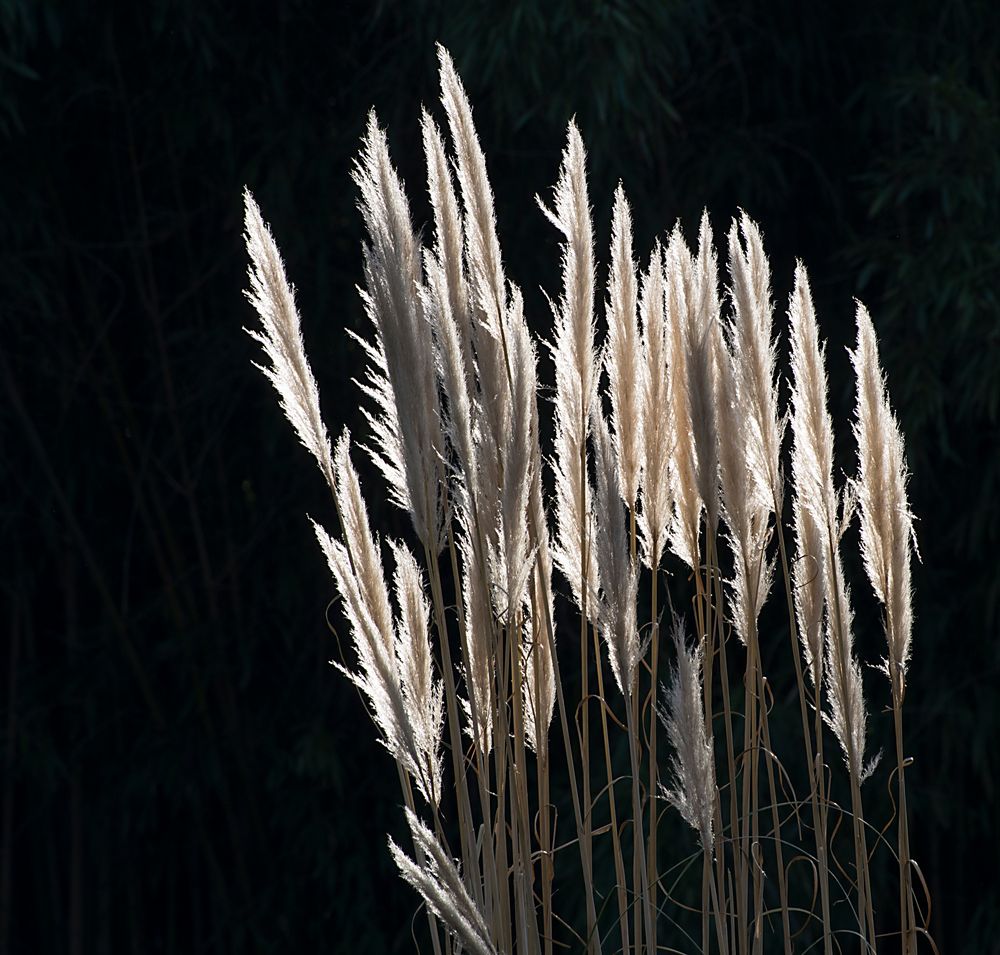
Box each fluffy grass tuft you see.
[245,48,931,955]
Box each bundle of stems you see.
[243,46,929,955]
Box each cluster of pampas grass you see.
[244,46,932,955]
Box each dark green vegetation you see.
[3,1,997,951]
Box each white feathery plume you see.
[726,212,784,512]
[686,212,721,534]
[788,264,834,689]
[591,406,640,698]
[352,112,446,551]
[437,44,506,336]
[243,189,334,486]
[851,303,915,700]
[664,227,702,571]
[637,244,672,570]
[659,617,717,853]
[390,807,498,955]
[390,540,445,807]
[716,325,775,646]
[542,121,599,612]
[604,183,644,510]
[436,43,511,474]
[435,46,520,651]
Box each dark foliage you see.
[2,1,997,951]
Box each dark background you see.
[3,1,998,952]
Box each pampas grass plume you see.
[243,189,334,486]
[852,303,915,698]
[660,618,716,852]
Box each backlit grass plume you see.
[660,617,715,852]
[604,184,643,513]
[852,302,919,955]
[852,304,916,699]
[543,121,600,615]
[243,189,333,486]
